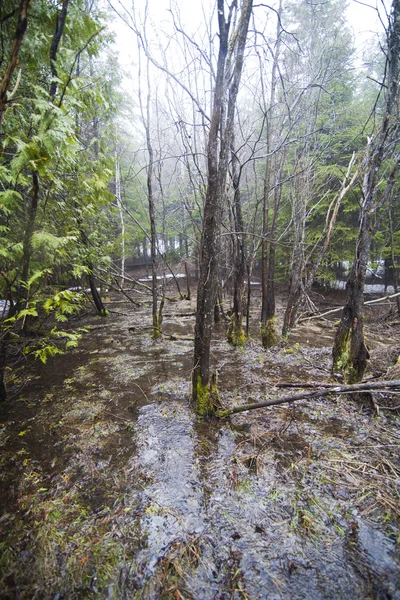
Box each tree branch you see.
[216,380,400,417]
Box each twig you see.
[132,382,148,402]
[102,411,133,423]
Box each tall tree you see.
[227,135,246,347]
[281,0,355,335]
[260,0,283,348]
[332,0,400,382]
[192,0,253,415]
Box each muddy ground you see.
[0,284,400,599]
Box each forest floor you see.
[1,282,400,599]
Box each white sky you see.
[346,0,390,59]
[109,0,389,70]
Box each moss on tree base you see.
[152,296,165,340]
[332,321,369,384]
[227,315,246,347]
[261,318,277,348]
[192,369,220,416]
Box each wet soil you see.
[0,288,400,599]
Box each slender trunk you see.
[184,260,191,301]
[0,0,30,127]
[21,171,39,292]
[227,142,246,347]
[262,151,284,346]
[146,87,159,338]
[260,2,282,347]
[192,0,253,415]
[282,165,307,336]
[137,41,159,338]
[245,260,252,337]
[389,209,400,316]
[49,0,69,100]
[88,273,106,315]
[115,154,125,289]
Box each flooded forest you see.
[1,0,400,598]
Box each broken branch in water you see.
[215,380,400,417]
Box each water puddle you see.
[1,291,399,598]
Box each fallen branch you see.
[276,382,338,389]
[113,277,141,307]
[140,326,193,341]
[215,380,400,417]
[298,292,400,324]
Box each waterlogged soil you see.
[1,290,400,599]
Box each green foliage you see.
[0,0,121,388]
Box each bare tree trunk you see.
[49,0,69,101]
[227,141,246,347]
[333,0,400,382]
[0,0,30,127]
[389,209,400,316]
[260,0,282,348]
[192,0,253,415]
[21,171,39,292]
[245,260,252,337]
[282,159,307,337]
[137,41,160,339]
[88,273,107,315]
[115,153,125,289]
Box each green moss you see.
[193,369,213,416]
[332,329,361,384]
[260,318,277,348]
[210,371,220,410]
[152,314,162,340]
[152,297,165,340]
[227,315,246,347]
[332,330,350,375]
[215,408,231,418]
[192,370,220,416]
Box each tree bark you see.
[227,141,246,347]
[261,0,282,348]
[137,34,160,339]
[0,0,30,127]
[49,0,69,100]
[282,155,307,337]
[192,0,253,415]
[21,171,39,291]
[115,153,125,289]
